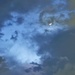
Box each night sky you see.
[0,0,75,75]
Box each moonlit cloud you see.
[0,6,69,67]
[0,0,75,75]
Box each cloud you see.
[53,63,75,75]
[0,0,75,75]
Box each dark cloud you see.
[32,27,75,75]
[50,28,75,63]
[53,63,75,75]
